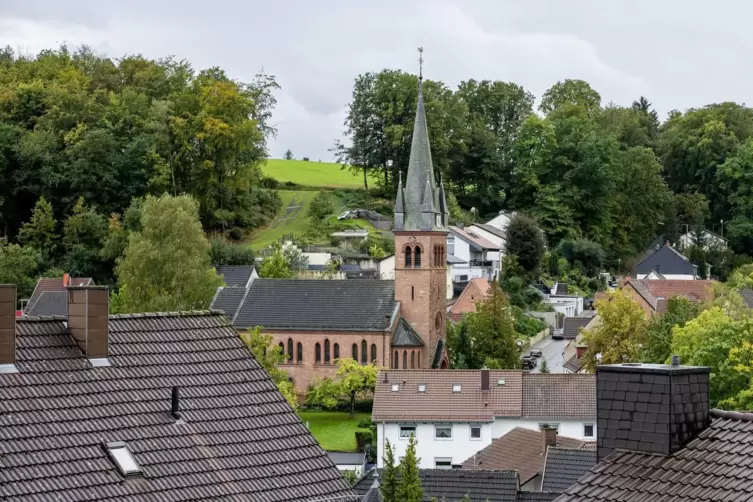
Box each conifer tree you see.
[397,434,424,502]
[380,439,399,502]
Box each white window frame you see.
[434,458,452,469]
[434,424,452,440]
[470,425,482,440]
[583,423,595,439]
[399,425,416,439]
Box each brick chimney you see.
[67,286,109,359]
[596,361,710,462]
[541,426,557,454]
[481,369,490,392]
[576,345,588,359]
[62,272,70,287]
[0,285,16,366]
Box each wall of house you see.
[544,297,582,317]
[636,273,695,281]
[303,252,331,266]
[268,330,393,395]
[378,255,395,280]
[377,417,596,469]
[377,422,493,469]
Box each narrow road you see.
[530,336,568,373]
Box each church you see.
[210,70,450,394]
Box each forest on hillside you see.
[335,72,753,274]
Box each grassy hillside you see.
[262,159,377,189]
[249,190,316,249]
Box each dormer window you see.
[106,441,141,476]
[452,384,461,393]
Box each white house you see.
[372,370,596,469]
[467,223,506,252]
[679,229,727,252]
[485,211,516,234]
[448,226,502,290]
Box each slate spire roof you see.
[395,66,448,232]
[1,311,355,501]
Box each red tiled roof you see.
[625,279,715,312]
[449,278,492,317]
[462,428,586,484]
[372,370,523,421]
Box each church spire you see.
[393,170,405,230]
[397,47,444,232]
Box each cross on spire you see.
[418,47,424,80]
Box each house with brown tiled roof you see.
[461,427,594,491]
[372,370,596,471]
[553,360,753,502]
[623,278,715,317]
[448,278,492,322]
[0,284,355,501]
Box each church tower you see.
[393,48,450,369]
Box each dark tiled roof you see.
[462,428,584,484]
[24,276,92,313]
[208,286,247,319]
[518,492,561,502]
[1,312,353,501]
[563,355,586,374]
[24,290,68,316]
[541,447,597,492]
[554,410,753,502]
[354,468,520,502]
[447,254,467,264]
[216,265,254,287]
[233,279,398,331]
[522,374,596,420]
[328,452,365,465]
[392,318,424,347]
[554,283,569,295]
[631,244,696,276]
[472,223,508,240]
[373,370,523,421]
[562,317,591,340]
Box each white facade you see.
[637,272,695,281]
[377,255,395,280]
[447,234,499,283]
[543,296,584,317]
[377,418,596,469]
[303,252,332,267]
[679,230,727,252]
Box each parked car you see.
[552,329,564,340]
[521,356,537,370]
[529,349,542,358]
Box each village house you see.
[622,278,715,317]
[447,277,491,322]
[553,360,753,502]
[23,272,93,316]
[0,284,354,501]
[631,239,699,280]
[447,225,502,293]
[372,370,596,470]
[211,74,452,394]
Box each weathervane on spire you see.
[418,47,424,80]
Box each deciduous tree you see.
[306,358,380,418]
[18,197,56,258]
[240,327,297,409]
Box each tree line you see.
[336,72,753,269]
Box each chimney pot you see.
[63,273,70,287]
[383,372,389,383]
[0,285,17,366]
[671,355,680,366]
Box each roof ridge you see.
[710,408,753,422]
[18,315,68,322]
[109,310,225,319]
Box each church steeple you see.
[395,47,447,232]
[394,171,405,230]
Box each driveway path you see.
[529,336,568,373]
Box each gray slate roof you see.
[328,452,365,466]
[392,318,424,347]
[517,493,561,502]
[554,410,753,502]
[447,253,467,264]
[210,286,247,319]
[25,290,68,316]
[354,468,520,502]
[562,317,591,340]
[542,447,597,492]
[472,223,507,241]
[232,279,398,331]
[632,243,696,276]
[216,265,254,287]
[1,312,354,501]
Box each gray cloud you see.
[1,0,752,160]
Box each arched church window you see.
[287,338,294,363]
[352,343,358,361]
[403,351,408,369]
[324,339,331,364]
[361,340,368,364]
[334,343,340,361]
[315,343,321,364]
[411,351,415,369]
[371,344,377,363]
[393,351,399,369]
[279,342,284,354]
[414,247,422,268]
[296,342,303,363]
[404,246,412,268]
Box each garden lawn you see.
[263,159,377,189]
[297,411,370,452]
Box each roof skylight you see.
[106,441,141,476]
[418,384,426,393]
[391,384,400,392]
[452,384,462,393]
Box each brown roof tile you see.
[554,410,753,502]
[625,279,715,312]
[1,312,354,501]
[372,370,523,421]
[522,374,596,420]
[462,428,585,484]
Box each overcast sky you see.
[1,0,751,161]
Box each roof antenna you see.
[417,47,424,81]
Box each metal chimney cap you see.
[671,355,681,366]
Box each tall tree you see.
[397,434,424,502]
[643,297,701,364]
[539,79,601,116]
[582,290,647,371]
[380,440,399,502]
[240,327,297,409]
[18,196,57,259]
[113,194,222,312]
[505,213,546,277]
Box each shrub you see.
[210,239,255,265]
[303,157,310,161]
[357,417,373,429]
[227,227,244,241]
[260,177,279,189]
[355,431,374,452]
